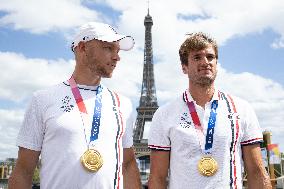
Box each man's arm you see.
[8,147,40,189]
[148,150,170,189]
[123,147,141,189]
[242,143,272,189]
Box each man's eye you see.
[103,46,112,50]
[207,55,215,61]
[194,56,201,61]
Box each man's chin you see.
[196,77,215,87]
[102,73,113,78]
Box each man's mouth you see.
[198,68,211,72]
[107,63,116,68]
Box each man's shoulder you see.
[154,95,183,116]
[33,82,67,98]
[218,90,254,115]
[218,90,249,105]
[24,82,68,113]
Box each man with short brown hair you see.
[148,32,271,189]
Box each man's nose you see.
[113,52,120,61]
[201,56,210,64]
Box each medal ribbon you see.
[184,90,218,154]
[68,76,103,145]
[204,100,218,153]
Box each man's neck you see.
[72,69,101,86]
[188,83,215,109]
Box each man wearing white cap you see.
[9,22,141,189]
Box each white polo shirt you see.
[17,81,134,189]
[148,89,263,189]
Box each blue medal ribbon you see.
[204,100,218,154]
[90,85,103,141]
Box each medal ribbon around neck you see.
[184,90,218,154]
[68,76,103,144]
[184,90,219,176]
[68,76,104,172]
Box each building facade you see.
[0,158,16,189]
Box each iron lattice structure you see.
[133,9,158,145]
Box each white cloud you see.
[106,0,284,48]
[0,109,24,160]
[1,0,284,48]
[0,51,74,102]
[271,37,284,49]
[0,0,100,34]
[215,66,284,136]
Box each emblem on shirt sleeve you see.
[179,112,192,128]
[60,96,74,112]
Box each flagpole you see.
[263,131,276,188]
[280,154,284,189]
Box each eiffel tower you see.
[133,7,158,188]
[134,7,158,149]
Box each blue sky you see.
[220,30,284,84]
[0,0,283,160]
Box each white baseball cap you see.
[71,22,135,52]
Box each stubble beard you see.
[96,66,113,78]
[87,61,113,78]
[195,77,215,87]
[191,72,217,87]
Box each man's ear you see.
[77,41,86,53]
[181,64,188,74]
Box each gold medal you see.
[198,156,218,176]
[80,149,103,172]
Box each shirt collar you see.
[183,88,220,103]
